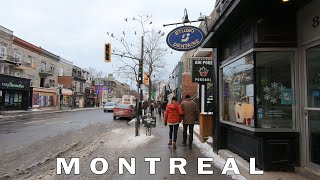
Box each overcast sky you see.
[1,0,215,84]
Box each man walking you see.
[161,100,167,118]
[181,95,199,149]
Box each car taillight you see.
[114,108,119,112]
[124,109,131,113]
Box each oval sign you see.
[166,26,205,51]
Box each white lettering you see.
[145,158,161,174]
[221,158,240,175]
[198,158,214,174]
[170,158,187,174]
[90,158,108,175]
[249,158,263,175]
[56,158,79,175]
[119,158,136,174]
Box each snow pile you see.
[206,136,213,143]
[127,118,136,125]
[194,124,200,134]
[31,109,41,111]
[111,129,121,134]
[107,127,154,149]
[193,136,247,180]
[127,118,142,125]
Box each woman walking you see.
[164,97,184,149]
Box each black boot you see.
[182,140,187,146]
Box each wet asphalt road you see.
[0,109,116,155]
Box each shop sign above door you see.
[0,74,30,91]
[166,26,205,51]
[191,57,213,83]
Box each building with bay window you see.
[202,0,320,174]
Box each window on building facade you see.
[59,67,64,76]
[80,83,83,93]
[256,52,295,129]
[3,66,9,74]
[0,43,7,58]
[27,55,35,68]
[41,61,46,72]
[221,53,254,127]
[14,50,22,63]
[29,75,35,86]
[50,64,55,73]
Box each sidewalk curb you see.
[0,107,101,120]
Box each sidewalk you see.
[192,124,313,180]
[115,116,234,180]
[120,116,314,180]
[0,107,101,120]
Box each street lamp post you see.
[59,86,62,110]
[71,85,75,110]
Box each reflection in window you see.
[205,83,213,112]
[256,52,294,128]
[307,45,320,108]
[222,53,254,127]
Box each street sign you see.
[166,26,205,51]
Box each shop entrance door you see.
[305,44,320,171]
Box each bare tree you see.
[86,67,105,79]
[108,14,168,105]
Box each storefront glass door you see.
[306,44,320,169]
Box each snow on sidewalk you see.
[181,124,247,180]
[110,127,154,149]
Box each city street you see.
[0,110,233,180]
[0,109,130,179]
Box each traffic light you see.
[144,72,149,86]
[138,60,143,84]
[104,43,111,62]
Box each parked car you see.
[113,104,136,120]
[103,102,118,112]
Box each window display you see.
[256,52,294,128]
[221,53,254,127]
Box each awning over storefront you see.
[33,87,57,94]
[62,89,72,96]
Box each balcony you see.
[39,69,54,76]
[14,61,34,70]
[73,74,86,82]
[0,56,21,65]
[44,83,56,88]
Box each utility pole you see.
[135,35,144,136]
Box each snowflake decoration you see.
[263,82,286,104]
[263,86,270,92]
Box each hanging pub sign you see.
[166,26,205,51]
[191,57,213,83]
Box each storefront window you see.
[205,83,213,112]
[256,52,294,128]
[222,53,254,127]
[307,45,320,108]
[0,90,2,108]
